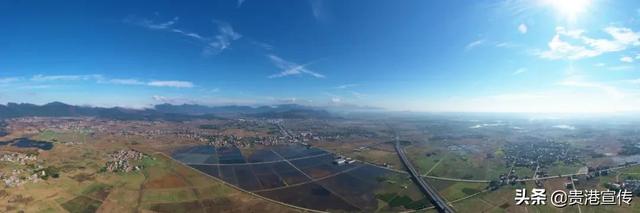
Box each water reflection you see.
[0,138,54,150]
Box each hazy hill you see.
[0,102,333,120]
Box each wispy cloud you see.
[309,0,329,22]
[335,84,358,89]
[351,91,365,99]
[465,39,486,51]
[147,80,194,88]
[249,40,274,50]
[624,79,640,84]
[30,74,194,89]
[31,74,102,81]
[204,20,242,55]
[126,16,241,55]
[104,78,145,85]
[237,0,246,8]
[131,16,179,30]
[267,54,325,78]
[621,56,634,63]
[512,67,527,75]
[152,95,261,106]
[558,79,624,99]
[19,85,53,89]
[538,33,599,60]
[608,65,634,71]
[169,28,205,40]
[0,77,20,84]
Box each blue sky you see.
[1,0,640,112]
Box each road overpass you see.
[394,137,455,213]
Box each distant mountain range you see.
[0,102,334,120]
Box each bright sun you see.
[544,0,592,20]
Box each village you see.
[0,152,46,188]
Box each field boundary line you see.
[424,153,446,176]
[251,165,363,193]
[270,149,364,211]
[154,151,326,213]
[313,145,409,174]
[186,152,331,166]
[422,175,491,183]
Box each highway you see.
[394,136,455,213]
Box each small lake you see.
[0,138,54,150]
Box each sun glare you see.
[544,0,591,21]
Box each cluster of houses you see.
[0,169,43,187]
[0,152,37,165]
[105,149,146,173]
[0,152,44,187]
[503,139,580,169]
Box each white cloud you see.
[512,68,527,75]
[29,74,196,89]
[309,0,329,22]
[131,16,179,30]
[556,27,585,38]
[465,39,486,51]
[539,26,640,60]
[267,54,325,78]
[275,97,298,104]
[204,21,242,55]
[170,28,204,40]
[539,34,600,60]
[558,79,624,100]
[518,23,527,34]
[31,74,102,81]
[624,79,640,84]
[608,65,634,71]
[351,91,365,99]
[336,84,357,89]
[605,27,640,46]
[147,80,194,88]
[621,56,634,63]
[407,89,640,113]
[127,16,241,55]
[581,37,625,53]
[106,78,145,85]
[553,125,576,130]
[152,95,170,102]
[19,85,53,89]
[0,77,19,84]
